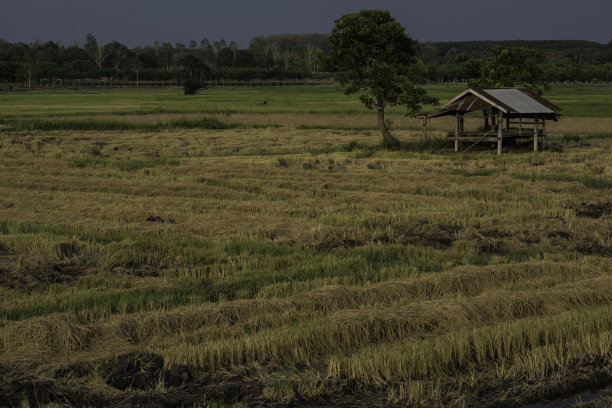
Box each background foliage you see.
[0,34,611,85]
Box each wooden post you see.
[519,116,522,136]
[455,113,460,153]
[533,115,539,152]
[497,111,503,155]
[542,119,546,150]
[422,116,428,141]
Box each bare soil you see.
[575,202,612,219]
[2,356,610,408]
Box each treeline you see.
[1,35,611,86]
[418,40,612,65]
[428,62,612,83]
[419,40,612,82]
[0,34,330,86]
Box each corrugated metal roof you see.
[480,88,554,114]
[432,87,562,118]
[518,88,563,112]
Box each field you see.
[0,84,611,407]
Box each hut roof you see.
[430,88,562,119]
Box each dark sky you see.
[2,0,611,48]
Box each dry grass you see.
[0,87,611,407]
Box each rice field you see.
[0,84,611,407]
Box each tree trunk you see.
[377,108,402,150]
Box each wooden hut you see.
[427,88,562,154]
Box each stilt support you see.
[497,111,503,155]
[455,113,460,152]
[534,115,539,152]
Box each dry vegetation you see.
[0,85,611,407]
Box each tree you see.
[199,39,214,67]
[455,46,547,94]
[159,42,174,70]
[84,34,98,54]
[235,49,255,67]
[216,47,235,68]
[179,54,211,95]
[22,43,39,88]
[213,39,227,54]
[175,42,186,62]
[128,47,147,85]
[327,10,437,149]
[104,41,130,72]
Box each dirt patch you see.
[312,226,364,250]
[517,359,612,408]
[315,235,363,250]
[110,266,159,277]
[475,228,513,254]
[575,242,612,257]
[0,365,106,408]
[575,202,612,218]
[146,215,176,224]
[366,161,384,170]
[284,360,612,408]
[0,260,85,289]
[107,353,189,391]
[377,223,459,249]
[311,222,459,250]
[48,353,262,407]
[411,223,457,249]
[546,229,572,241]
[55,352,192,392]
[4,356,611,408]
[520,226,573,248]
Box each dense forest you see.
[419,40,612,82]
[0,34,611,86]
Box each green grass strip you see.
[2,116,231,132]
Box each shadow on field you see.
[3,354,610,408]
[0,256,85,289]
[575,201,612,219]
[313,222,459,250]
[2,353,262,408]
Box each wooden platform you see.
[447,130,545,143]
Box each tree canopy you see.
[179,54,211,95]
[0,33,610,88]
[327,10,437,149]
[455,46,547,94]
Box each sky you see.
[1,0,611,48]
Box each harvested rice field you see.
[0,85,611,407]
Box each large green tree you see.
[455,46,547,94]
[327,10,437,149]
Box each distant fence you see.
[544,81,612,85]
[1,79,610,90]
[0,80,178,89]
[0,78,336,90]
[427,79,612,86]
[206,79,335,87]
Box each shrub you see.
[183,79,203,95]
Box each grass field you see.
[0,84,611,407]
